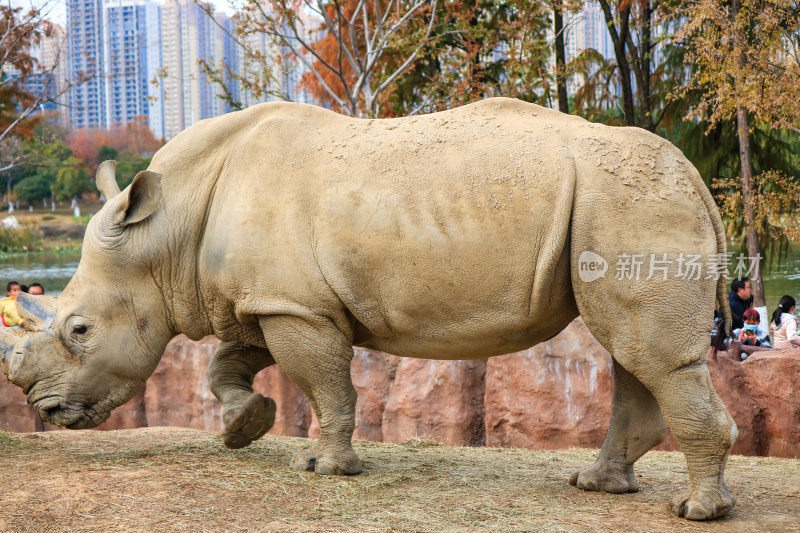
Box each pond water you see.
[0,247,797,308]
[0,252,82,296]
[762,247,800,310]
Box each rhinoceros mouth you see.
[30,393,111,429]
[33,398,84,427]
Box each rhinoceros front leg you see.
[260,314,361,476]
[569,359,667,493]
[208,341,277,449]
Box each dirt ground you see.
[0,428,797,533]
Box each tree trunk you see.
[597,0,635,125]
[736,105,766,307]
[553,2,569,114]
[627,0,654,131]
[640,0,653,131]
[624,4,652,129]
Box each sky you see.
[8,0,238,27]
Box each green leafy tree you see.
[2,127,76,203]
[115,150,152,188]
[97,145,119,163]
[13,174,51,202]
[51,157,90,201]
[674,0,800,305]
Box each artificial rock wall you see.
[1,318,798,458]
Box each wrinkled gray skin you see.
[0,99,737,520]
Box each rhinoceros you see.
[0,98,736,520]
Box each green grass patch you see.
[0,431,35,449]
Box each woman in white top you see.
[770,295,800,350]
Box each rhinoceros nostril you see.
[35,397,61,421]
[39,405,56,421]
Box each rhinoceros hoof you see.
[670,486,736,520]
[289,448,317,471]
[222,394,276,450]
[568,463,639,494]
[290,447,362,475]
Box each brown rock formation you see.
[2,328,799,459]
[484,318,613,449]
[0,378,37,432]
[705,352,765,456]
[253,366,311,437]
[309,348,400,440]
[741,349,800,458]
[353,348,400,441]
[382,358,487,446]
[144,336,223,431]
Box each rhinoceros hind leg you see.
[208,341,276,448]
[645,359,737,520]
[671,484,736,521]
[261,315,362,476]
[569,359,666,494]
[656,363,736,520]
[581,316,735,519]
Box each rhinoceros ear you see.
[117,170,162,226]
[16,293,57,331]
[96,160,121,201]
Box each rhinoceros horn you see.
[97,159,121,201]
[0,327,28,378]
[16,292,57,331]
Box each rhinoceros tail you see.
[684,160,732,352]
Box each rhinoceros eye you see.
[72,325,88,335]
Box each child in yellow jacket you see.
[0,281,23,327]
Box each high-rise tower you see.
[66,0,106,129]
[102,0,163,139]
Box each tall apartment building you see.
[161,0,236,140]
[39,24,70,128]
[66,0,106,129]
[64,0,323,140]
[102,0,164,139]
[564,2,617,95]
[2,24,70,128]
[233,19,276,108]
[234,10,323,108]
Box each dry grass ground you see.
[10,208,91,250]
[0,428,797,532]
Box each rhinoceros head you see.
[0,161,176,429]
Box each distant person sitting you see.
[771,295,800,350]
[28,283,44,296]
[728,277,753,330]
[731,308,771,361]
[0,281,23,327]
